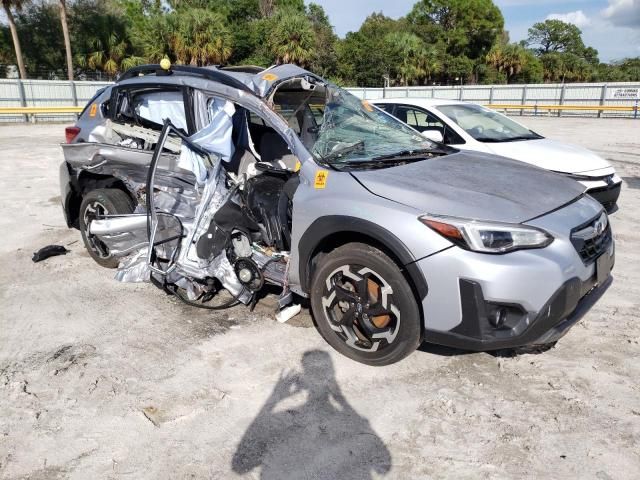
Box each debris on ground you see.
[31,245,69,263]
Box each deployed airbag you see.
[134,91,188,132]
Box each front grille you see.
[570,212,612,264]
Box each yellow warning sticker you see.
[314,170,329,189]
[89,103,98,117]
[294,160,301,172]
[361,100,374,112]
[262,73,279,82]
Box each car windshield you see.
[311,86,436,165]
[437,103,542,143]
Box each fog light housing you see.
[489,307,507,328]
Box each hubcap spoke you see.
[339,306,356,328]
[365,303,390,317]
[334,283,358,303]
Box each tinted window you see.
[392,105,465,145]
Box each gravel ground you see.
[0,118,639,480]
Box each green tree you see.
[70,0,137,76]
[538,51,594,82]
[407,0,504,61]
[14,1,66,77]
[76,33,144,76]
[306,3,338,77]
[527,19,584,55]
[1,0,28,78]
[337,13,402,87]
[385,31,440,85]
[268,8,314,66]
[486,43,538,83]
[172,8,233,65]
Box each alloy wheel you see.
[321,265,401,352]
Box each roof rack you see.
[117,64,253,93]
[219,65,265,74]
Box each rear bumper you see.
[59,161,80,228]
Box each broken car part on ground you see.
[59,63,614,365]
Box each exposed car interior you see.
[90,76,332,308]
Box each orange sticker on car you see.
[294,160,301,172]
[361,100,374,112]
[89,103,98,117]
[314,170,328,189]
[262,73,279,82]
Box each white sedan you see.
[372,98,622,212]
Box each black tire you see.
[310,243,422,366]
[79,188,135,268]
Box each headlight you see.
[419,215,553,253]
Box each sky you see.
[308,0,640,63]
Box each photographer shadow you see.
[231,350,391,480]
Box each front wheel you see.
[310,243,422,366]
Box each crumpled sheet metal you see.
[115,249,151,283]
[111,140,251,304]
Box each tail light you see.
[65,126,81,143]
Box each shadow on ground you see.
[231,350,391,479]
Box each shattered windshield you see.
[310,86,436,166]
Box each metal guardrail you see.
[0,106,83,114]
[1,79,639,122]
[1,103,637,118]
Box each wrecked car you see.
[60,63,614,365]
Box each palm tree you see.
[58,0,73,80]
[170,9,233,65]
[385,32,439,86]
[1,0,27,79]
[269,10,315,66]
[486,43,528,83]
[76,34,145,77]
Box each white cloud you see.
[602,0,640,28]
[546,10,592,28]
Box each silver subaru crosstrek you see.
[60,63,614,365]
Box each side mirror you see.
[422,130,444,143]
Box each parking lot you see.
[1,117,639,479]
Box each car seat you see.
[259,132,298,171]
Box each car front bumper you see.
[578,174,622,212]
[416,195,614,351]
[585,182,622,212]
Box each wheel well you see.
[307,231,427,335]
[68,172,136,227]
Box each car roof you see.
[372,98,468,108]
[117,64,319,98]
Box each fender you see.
[297,216,428,301]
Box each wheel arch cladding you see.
[298,216,429,317]
[68,171,137,226]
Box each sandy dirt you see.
[0,118,639,479]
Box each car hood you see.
[352,151,586,223]
[483,138,611,175]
